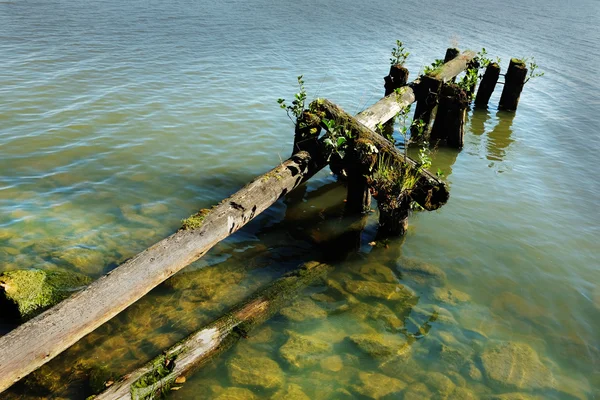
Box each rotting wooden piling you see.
[430,83,469,148]
[444,48,460,63]
[499,58,527,111]
[475,62,501,108]
[384,64,409,97]
[412,50,476,137]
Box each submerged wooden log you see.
[310,98,449,210]
[475,62,501,108]
[0,269,91,321]
[499,58,527,111]
[0,152,317,394]
[430,83,469,148]
[95,261,330,400]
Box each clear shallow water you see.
[1,0,599,398]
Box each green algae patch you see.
[0,268,91,320]
[180,209,210,230]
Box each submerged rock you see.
[271,383,310,400]
[485,393,544,400]
[403,382,433,400]
[344,280,413,301]
[424,371,456,397]
[227,352,284,389]
[448,387,478,400]
[355,263,398,283]
[280,330,332,369]
[0,268,91,320]
[432,286,471,305]
[320,355,344,372]
[464,361,483,382]
[397,257,446,284]
[351,371,407,399]
[480,341,555,391]
[215,387,257,400]
[279,297,327,322]
[348,332,408,359]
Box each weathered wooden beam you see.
[429,50,477,83]
[310,98,449,211]
[0,152,316,394]
[94,261,330,400]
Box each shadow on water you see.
[486,110,516,162]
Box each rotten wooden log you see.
[499,58,527,111]
[475,62,501,108]
[94,261,330,400]
[0,152,317,394]
[310,98,449,211]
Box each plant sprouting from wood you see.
[322,118,352,161]
[457,68,478,92]
[390,40,410,66]
[522,57,544,83]
[277,75,307,123]
[423,59,444,76]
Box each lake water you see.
[1,0,599,398]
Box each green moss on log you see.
[0,269,91,320]
[180,209,210,230]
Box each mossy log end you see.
[0,269,91,321]
[310,98,449,211]
[0,151,317,394]
[94,261,330,400]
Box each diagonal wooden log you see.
[310,98,449,211]
[94,261,330,400]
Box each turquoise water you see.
[1,0,599,398]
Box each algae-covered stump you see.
[0,269,91,321]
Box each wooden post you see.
[377,193,411,237]
[293,110,324,175]
[499,58,527,111]
[430,83,469,148]
[384,64,409,96]
[475,63,501,108]
[345,169,372,214]
[411,75,442,138]
[382,64,410,140]
[444,48,460,63]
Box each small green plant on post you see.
[390,40,410,66]
[522,57,544,83]
[423,59,444,76]
[385,40,410,96]
[277,75,307,124]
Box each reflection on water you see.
[487,111,516,162]
[470,108,492,136]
